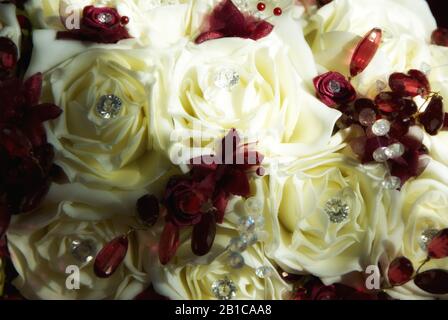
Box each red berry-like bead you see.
[120,16,129,25]
[257,2,266,11]
[273,7,282,16]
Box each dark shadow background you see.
[426,0,448,27]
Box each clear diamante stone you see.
[359,108,377,126]
[376,80,387,92]
[228,252,245,269]
[214,68,240,89]
[241,232,258,246]
[255,266,273,279]
[419,228,439,251]
[385,143,405,159]
[372,119,391,136]
[97,12,113,24]
[238,216,256,233]
[328,80,341,93]
[373,147,389,162]
[244,197,263,215]
[228,236,248,253]
[96,95,122,119]
[212,277,237,300]
[381,176,401,190]
[324,198,350,223]
[71,239,96,263]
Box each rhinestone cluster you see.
[419,228,439,250]
[324,197,350,223]
[96,94,122,119]
[70,239,96,263]
[214,68,240,90]
[212,277,237,300]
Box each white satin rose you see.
[304,0,437,96]
[265,153,397,283]
[158,34,341,166]
[40,48,169,189]
[25,0,192,48]
[143,179,291,300]
[383,161,448,300]
[0,3,21,52]
[7,183,148,300]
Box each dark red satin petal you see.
[23,73,43,106]
[31,103,63,122]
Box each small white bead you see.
[372,119,391,136]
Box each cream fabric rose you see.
[304,0,436,97]
[156,27,342,166]
[25,0,192,48]
[143,179,291,300]
[7,183,148,300]
[382,161,448,300]
[37,47,170,189]
[265,153,398,283]
[0,3,21,53]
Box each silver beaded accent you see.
[385,143,405,159]
[70,239,96,264]
[381,176,401,190]
[228,252,245,269]
[238,216,256,233]
[255,266,273,279]
[324,198,350,223]
[214,68,240,89]
[96,95,122,119]
[373,147,389,162]
[372,119,391,136]
[419,229,439,251]
[212,277,237,300]
[97,12,114,24]
[228,236,249,253]
[244,197,263,215]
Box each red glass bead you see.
[431,27,448,47]
[257,2,266,11]
[120,16,130,25]
[414,270,448,295]
[94,235,129,278]
[419,95,444,136]
[374,92,402,113]
[387,257,414,286]
[191,212,216,256]
[158,221,180,265]
[137,194,159,226]
[428,229,448,259]
[273,7,282,16]
[389,70,430,98]
[350,28,382,77]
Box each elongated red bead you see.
[94,235,128,278]
[419,96,444,136]
[191,212,216,256]
[350,28,382,77]
[159,221,180,265]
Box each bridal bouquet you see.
[0,0,447,300]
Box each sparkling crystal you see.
[328,80,341,93]
[71,239,96,263]
[372,119,391,136]
[255,266,273,279]
[381,176,401,190]
[238,216,256,233]
[324,198,350,223]
[376,80,387,92]
[97,12,114,24]
[212,277,237,300]
[228,252,245,269]
[358,108,377,126]
[419,229,439,251]
[244,197,263,215]
[214,68,240,89]
[228,236,248,252]
[373,147,389,162]
[241,232,258,246]
[385,143,405,159]
[96,95,122,119]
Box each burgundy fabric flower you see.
[57,6,131,44]
[0,73,62,222]
[195,0,274,44]
[313,71,357,107]
[0,37,18,80]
